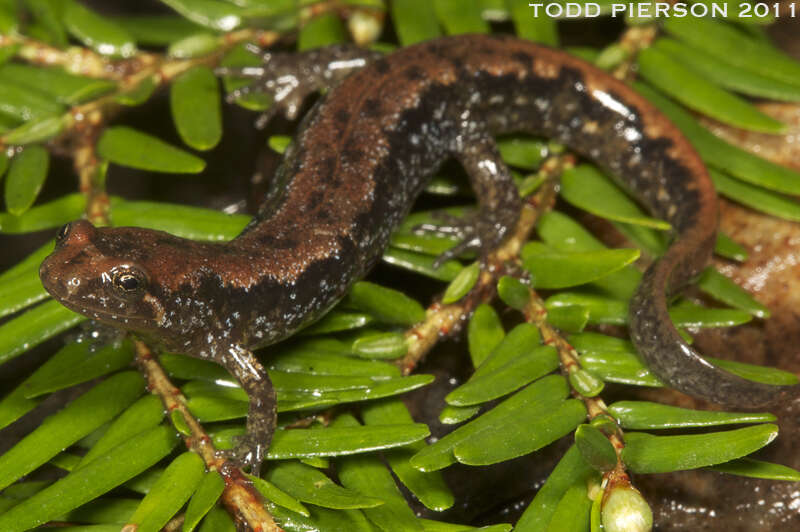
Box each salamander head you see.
[39,220,191,335]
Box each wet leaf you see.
[0,299,85,366]
[0,77,64,122]
[635,82,800,195]
[159,0,244,31]
[438,404,479,425]
[515,445,594,531]
[298,12,347,50]
[537,211,641,299]
[575,424,616,472]
[664,17,800,86]
[434,0,489,34]
[411,375,569,471]
[560,165,671,229]
[696,267,769,318]
[382,247,463,281]
[22,340,135,398]
[622,424,779,474]
[199,507,236,532]
[362,400,455,512]
[0,425,178,532]
[508,0,557,45]
[79,395,166,467]
[569,368,604,397]
[710,168,800,222]
[546,305,589,333]
[23,0,67,46]
[125,452,205,532]
[467,303,505,367]
[109,197,248,240]
[249,474,309,517]
[97,127,205,173]
[167,32,220,58]
[497,135,547,170]
[62,0,136,57]
[452,398,586,465]
[706,457,800,481]
[546,292,627,326]
[4,145,49,215]
[572,331,797,387]
[446,345,558,406]
[654,37,800,102]
[0,371,144,491]
[3,113,70,145]
[264,424,430,459]
[391,0,441,45]
[351,331,407,359]
[0,63,116,104]
[63,497,140,524]
[710,358,798,386]
[115,76,158,106]
[266,461,384,509]
[496,275,529,310]
[521,242,639,289]
[472,322,540,380]
[300,311,373,335]
[171,66,222,150]
[608,400,775,430]
[335,414,423,531]
[638,46,785,133]
[545,483,591,532]
[442,262,480,304]
[668,302,752,328]
[345,281,425,326]
[0,264,48,319]
[715,232,748,261]
[113,14,207,45]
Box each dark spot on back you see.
[511,51,533,65]
[342,149,362,163]
[448,56,465,72]
[405,65,425,81]
[373,59,390,74]
[259,234,277,247]
[319,156,336,175]
[273,238,297,249]
[335,108,351,124]
[361,98,381,118]
[307,190,325,210]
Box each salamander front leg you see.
[428,134,522,266]
[217,44,383,126]
[217,344,277,476]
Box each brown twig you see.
[519,286,631,492]
[2,34,120,78]
[611,24,658,82]
[133,340,283,532]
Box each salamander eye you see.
[111,267,147,295]
[56,223,71,243]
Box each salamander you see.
[39,34,798,471]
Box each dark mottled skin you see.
[39,35,797,471]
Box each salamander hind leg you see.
[217,44,382,126]
[427,134,522,266]
[216,344,277,476]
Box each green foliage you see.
[1,2,800,531]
